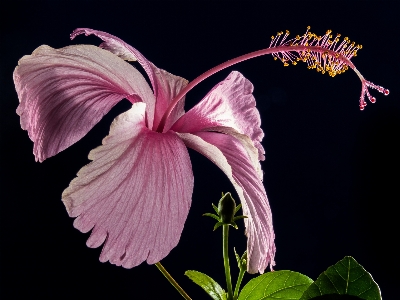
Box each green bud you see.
[240,251,247,266]
[218,192,236,224]
[204,192,247,231]
[235,249,247,270]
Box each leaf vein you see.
[325,273,341,294]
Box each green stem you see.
[155,262,192,300]
[233,267,246,300]
[223,225,234,300]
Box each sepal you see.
[213,222,224,231]
[212,203,219,214]
[234,204,242,214]
[203,213,220,222]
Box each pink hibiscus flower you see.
[13,29,275,274]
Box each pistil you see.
[156,27,389,133]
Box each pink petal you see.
[177,131,275,274]
[62,102,193,268]
[172,71,265,160]
[14,44,156,162]
[71,28,188,131]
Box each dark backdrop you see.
[1,1,398,299]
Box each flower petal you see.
[14,44,156,162]
[177,131,275,274]
[71,28,188,131]
[172,71,265,160]
[62,102,193,267]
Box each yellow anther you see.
[271,27,360,77]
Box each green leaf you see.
[185,270,227,300]
[309,296,363,299]
[300,256,381,300]
[238,270,313,300]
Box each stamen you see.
[156,27,390,132]
[270,26,361,77]
[271,27,389,110]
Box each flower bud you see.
[218,192,236,224]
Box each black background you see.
[1,1,399,299]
